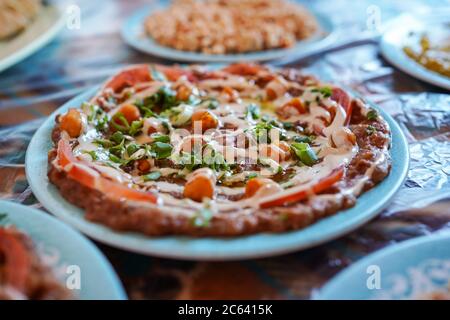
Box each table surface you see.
[0,0,449,299]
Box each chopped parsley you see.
[128,120,143,136]
[205,98,219,110]
[151,141,173,159]
[291,142,318,166]
[246,103,261,120]
[126,143,140,156]
[293,135,315,144]
[110,131,124,144]
[191,207,213,228]
[82,150,98,161]
[249,121,287,143]
[110,113,130,132]
[312,86,332,98]
[151,133,170,143]
[366,109,378,121]
[366,125,377,135]
[144,171,162,181]
[247,172,258,180]
[85,103,109,131]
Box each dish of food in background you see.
[403,33,450,79]
[26,63,408,260]
[0,0,42,39]
[145,0,318,54]
[122,1,336,62]
[0,2,64,73]
[380,11,450,90]
[0,200,126,300]
[317,232,450,300]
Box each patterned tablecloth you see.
[0,0,449,299]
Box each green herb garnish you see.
[366,125,377,135]
[366,109,378,121]
[144,171,162,181]
[246,103,260,120]
[128,120,143,136]
[291,142,318,166]
[247,172,258,180]
[82,150,98,161]
[126,143,140,156]
[151,142,173,159]
[293,135,314,144]
[151,133,170,143]
[312,86,332,98]
[191,207,213,228]
[110,113,130,132]
[110,131,125,144]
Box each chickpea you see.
[331,127,357,148]
[221,86,239,102]
[176,85,192,101]
[136,159,152,173]
[60,108,82,138]
[183,168,216,202]
[265,77,288,101]
[245,178,282,198]
[277,98,307,118]
[259,142,291,162]
[117,104,141,124]
[191,110,219,133]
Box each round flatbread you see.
[48,63,391,236]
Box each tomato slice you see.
[99,178,159,203]
[0,229,31,291]
[156,65,197,82]
[104,65,152,93]
[259,166,345,208]
[223,63,263,76]
[57,138,76,168]
[331,87,353,125]
[56,139,159,204]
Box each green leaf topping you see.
[366,125,377,135]
[246,103,261,120]
[151,142,173,159]
[291,142,318,166]
[366,109,378,121]
[191,207,213,228]
[312,86,332,98]
[144,171,162,181]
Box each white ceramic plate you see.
[121,1,337,63]
[0,4,64,73]
[380,11,450,90]
[25,85,409,261]
[0,200,126,300]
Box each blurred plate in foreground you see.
[0,200,126,300]
[318,232,450,300]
